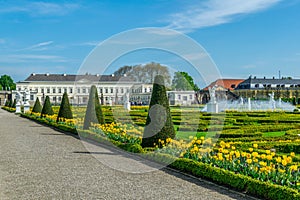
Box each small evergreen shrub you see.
[83,85,104,129]
[56,92,73,122]
[41,96,54,117]
[31,97,42,113]
[142,75,175,148]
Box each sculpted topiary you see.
[57,92,73,122]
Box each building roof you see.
[22,73,134,82]
[203,79,245,91]
[239,77,300,85]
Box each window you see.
[41,88,44,93]
[255,84,259,88]
[70,88,73,93]
[111,88,113,93]
[58,88,62,93]
[47,88,50,93]
[100,88,103,93]
[30,95,34,101]
[190,95,193,100]
[64,88,67,93]
[58,97,62,101]
[178,94,181,100]
[83,88,86,93]
[53,88,56,93]
[144,88,147,92]
[77,88,80,93]
[53,96,56,101]
[105,88,108,93]
[116,88,119,93]
[183,96,188,101]
[121,88,124,93]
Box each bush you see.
[41,96,54,117]
[56,92,73,122]
[142,75,175,148]
[32,97,42,113]
[83,85,104,129]
[12,99,16,108]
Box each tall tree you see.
[0,75,16,90]
[113,65,133,76]
[141,75,175,148]
[172,71,199,91]
[57,92,73,122]
[113,62,171,84]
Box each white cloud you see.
[22,41,54,51]
[0,2,80,16]
[0,54,67,63]
[166,0,282,32]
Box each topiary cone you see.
[57,92,73,122]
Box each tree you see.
[57,92,73,122]
[32,97,42,113]
[113,62,171,85]
[172,71,199,91]
[41,96,54,117]
[0,75,16,90]
[141,75,175,148]
[113,65,133,76]
[83,85,104,129]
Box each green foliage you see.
[142,75,175,148]
[0,75,16,90]
[172,71,199,91]
[12,99,16,108]
[32,97,42,113]
[57,92,73,122]
[83,85,104,129]
[41,96,54,117]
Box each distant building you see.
[14,73,196,106]
[197,79,244,104]
[234,77,300,99]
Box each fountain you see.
[202,91,296,112]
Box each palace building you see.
[14,73,197,106]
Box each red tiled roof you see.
[203,79,245,91]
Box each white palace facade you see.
[15,73,196,106]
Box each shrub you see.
[141,75,175,148]
[12,99,16,108]
[31,97,42,113]
[41,96,54,117]
[83,85,104,129]
[56,92,73,122]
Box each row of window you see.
[253,84,300,88]
[18,87,152,94]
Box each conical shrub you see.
[32,97,42,113]
[41,96,54,117]
[83,85,104,129]
[57,92,73,122]
[12,99,16,108]
[141,75,175,148]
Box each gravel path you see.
[0,109,257,200]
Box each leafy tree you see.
[41,96,54,117]
[172,71,199,91]
[141,75,175,148]
[113,65,133,76]
[32,97,42,113]
[83,85,104,129]
[113,62,171,85]
[57,92,73,122]
[0,75,16,90]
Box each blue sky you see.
[0,0,300,87]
